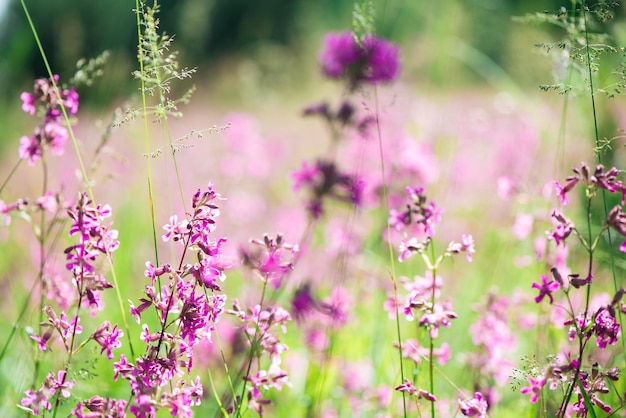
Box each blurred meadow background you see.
[1,0,626,417]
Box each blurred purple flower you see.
[459,392,488,417]
[319,31,400,88]
[362,35,400,82]
[319,32,361,78]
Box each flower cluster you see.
[563,297,623,351]
[229,299,293,416]
[464,293,517,411]
[389,187,441,245]
[65,192,118,312]
[303,100,375,139]
[29,193,120,356]
[19,75,79,166]
[292,159,364,219]
[520,356,620,416]
[290,284,351,351]
[21,371,74,416]
[72,396,128,417]
[121,184,229,415]
[241,233,299,288]
[550,163,626,250]
[521,163,626,413]
[319,31,400,89]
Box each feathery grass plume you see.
[70,51,110,88]
[133,0,197,121]
[352,0,376,46]
[515,2,624,96]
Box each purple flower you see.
[92,321,123,360]
[21,388,51,416]
[390,186,442,238]
[21,370,74,415]
[243,234,298,285]
[319,31,401,88]
[547,209,574,246]
[397,339,450,365]
[554,178,578,206]
[607,206,626,252]
[113,354,134,381]
[521,376,545,403]
[21,91,36,115]
[394,379,436,401]
[361,35,400,82]
[19,134,42,166]
[72,396,127,418]
[531,275,560,304]
[394,378,418,396]
[459,392,488,417]
[319,32,362,78]
[48,370,74,399]
[461,234,476,262]
[31,329,53,352]
[162,215,187,242]
[593,307,620,349]
[40,122,69,156]
[20,75,80,119]
[291,284,317,323]
[129,394,157,418]
[446,234,476,262]
[419,301,458,338]
[292,159,364,218]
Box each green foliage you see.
[515,2,626,96]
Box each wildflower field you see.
[1,0,626,417]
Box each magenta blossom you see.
[521,376,546,403]
[459,392,488,417]
[532,275,560,304]
[394,379,436,401]
[319,31,400,88]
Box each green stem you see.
[32,153,48,388]
[373,85,407,417]
[135,0,161,289]
[19,0,135,359]
[428,244,436,418]
[236,279,269,418]
[581,0,625,353]
[0,159,23,195]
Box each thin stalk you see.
[141,1,187,216]
[20,0,135,358]
[0,217,66,366]
[236,279,270,418]
[0,159,23,195]
[51,285,85,418]
[428,244,437,418]
[0,279,38,363]
[581,0,624,352]
[32,153,49,388]
[135,0,161,288]
[373,85,406,417]
[208,366,230,418]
